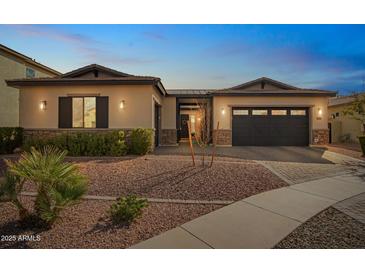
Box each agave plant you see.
[6,146,88,226]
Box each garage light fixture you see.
[221,107,226,115]
[119,100,125,109]
[39,100,47,110]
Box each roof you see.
[328,94,360,107]
[6,64,166,95]
[0,44,61,76]
[212,88,337,96]
[166,89,215,96]
[228,77,299,90]
[166,77,336,97]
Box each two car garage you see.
[232,107,309,146]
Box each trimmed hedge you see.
[129,128,153,155]
[24,131,128,156]
[23,128,154,156]
[0,127,23,154]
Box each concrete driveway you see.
[155,143,331,163]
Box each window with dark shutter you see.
[96,96,109,128]
[59,97,72,128]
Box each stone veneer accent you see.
[213,129,232,146]
[312,129,329,145]
[161,129,177,145]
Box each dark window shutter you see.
[58,97,72,128]
[96,96,109,128]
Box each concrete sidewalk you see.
[131,173,365,249]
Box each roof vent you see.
[261,81,265,89]
[94,70,99,78]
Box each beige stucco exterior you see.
[161,96,176,129]
[19,85,163,129]
[329,103,362,143]
[212,95,329,143]
[0,50,58,127]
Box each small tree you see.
[194,100,211,166]
[342,93,365,135]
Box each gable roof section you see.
[60,64,133,78]
[229,77,299,90]
[6,64,166,96]
[211,77,336,96]
[0,43,61,76]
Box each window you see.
[72,97,96,128]
[233,109,249,115]
[252,109,268,115]
[271,110,287,116]
[26,67,35,78]
[290,109,306,116]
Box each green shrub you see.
[129,128,153,155]
[6,146,88,226]
[0,127,23,154]
[23,130,127,157]
[109,195,148,225]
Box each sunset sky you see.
[1,24,364,94]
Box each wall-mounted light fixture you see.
[119,100,125,109]
[221,107,226,115]
[197,117,201,122]
[40,100,47,110]
[318,107,322,116]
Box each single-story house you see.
[328,95,364,144]
[6,64,336,147]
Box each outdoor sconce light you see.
[318,107,323,116]
[119,100,125,109]
[39,100,47,110]
[221,107,226,115]
[197,117,201,122]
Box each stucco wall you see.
[213,95,329,131]
[19,85,158,129]
[0,52,56,127]
[329,104,362,143]
[161,96,176,129]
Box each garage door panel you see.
[232,107,309,146]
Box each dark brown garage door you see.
[232,107,309,146]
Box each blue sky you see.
[1,24,365,93]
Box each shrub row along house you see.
[6,63,336,147]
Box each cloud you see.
[142,31,166,41]
[10,24,96,45]
[9,25,158,67]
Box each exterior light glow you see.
[120,100,125,109]
[221,107,225,115]
[318,108,322,116]
[197,117,201,122]
[40,100,47,110]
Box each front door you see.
[180,114,190,138]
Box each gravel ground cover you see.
[19,156,287,201]
[0,197,221,249]
[275,207,365,249]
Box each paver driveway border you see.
[131,173,365,249]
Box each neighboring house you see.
[6,64,336,147]
[328,95,363,144]
[0,44,60,127]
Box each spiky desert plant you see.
[0,172,29,219]
[6,146,88,226]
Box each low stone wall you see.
[213,129,232,146]
[312,129,329,145]
[161,129,177,146]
